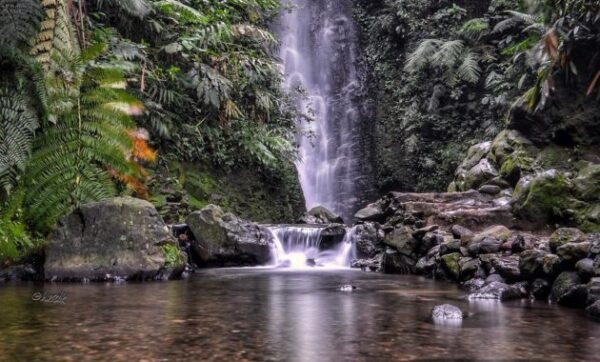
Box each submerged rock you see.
[45,197,185,282]
[431,304,463,323]
[186,205,273,266]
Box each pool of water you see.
[1,268,599,361]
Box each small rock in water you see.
[431,304,463,323]
[306,258,317,267]
[339,284,357,292]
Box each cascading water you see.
[278,0,371,223]
[269,225,358,269]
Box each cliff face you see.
[353,0,503,194]
[352,0,599,231]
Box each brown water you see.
[0,268,599,361]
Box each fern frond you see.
[0,0,43,47]
[432,40,465,68]
[404,39,442,72]
[456,52,482,83]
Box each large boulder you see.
[469,281,528,301]
[354,203,385,222]
[299,206,344,224]
[381,249,416,274]
[519,249,548,280]
[186,205,273,266]
[45,197,185,282]
[550,272,588,307]
[511,170,575,228]
[352,223,384,258]
[383,226,416,257]
[456,158,499,191]
[573,163,600,202]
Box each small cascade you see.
[268,225,357,269]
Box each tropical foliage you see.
[0,0,298,262]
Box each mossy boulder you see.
[45,197,185,282]
[455,158,499,191]
[186,205,274,266]
[549,228,586,252]
[441,252,461,280]
[550,271,588,307]
[511,170,576,228]
[489,130,537,167]
[573,163,600,202]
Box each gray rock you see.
[585,300,600,321]
[431,304,463,322]
[299,206,344,225]
[519,249,548,280]
[576,258,595,280]
[469,281,527,301]
[485,273,505,284]
[354,203,385,222]
[587,278,600,305]
[415,256,437,277]
[351,254,383,272]
[451,225,474,241]
[353,222,384,258]
[550,272,588,307]
[531,278,551,300]
[45,197,184,282]
[479,184,502,195]
[463,278,486,292]
[492,255,521,281]
[381,249,415,274]
[549,228,586,252]
[186,205,273,266]
[557,242,592,264]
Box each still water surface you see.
[1,268,599,361]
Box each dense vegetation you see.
[355,0,599,193]
[0,0,302,263]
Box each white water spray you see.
[268,225,358,269]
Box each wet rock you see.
[319,224,348,250]
[573,163,600,201]
[587,278,600,305]
[542,254,562,279]
[576,258,595,280]
[412,225,439,240]
[458,158,499,191]
[492,255,521,281]
[45,197,185,282]
[353,222,384,258]
[510,234,533,253]
[479,184,502,195]
[419,232,443,255]
[459,257,481,281]
[440,240,462,256]
[550,272,588,307]
[415,256,437,277]
[0,264,39,282]
[519,249,548,280]
[594,255,600,276]
[351,254,382,272]
[339,284,357,292]
[463,278,486,292]
[531,278,551,300]
[485,273,505,284]
[511,171,574,229]
[549,228,586,253]
[354,203,385,222]
[557,242,592,264]
[186,205,273,266]
[469,281,527,301]
[441,253,461,280]
[431,304,463,322]
[585,301,600,321]
[451,225,474,242]
[472,225,512,244]
[479,237,504,254]
[589,234,600,256]
[381,249,415,274]
[384,226,416,257]
[299,206,344,224]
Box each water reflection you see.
[0,270,599,361]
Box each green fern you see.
[0,0,43,47]
[24,44,143,231]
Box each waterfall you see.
[278,0,371,222]
[268,225,357,269]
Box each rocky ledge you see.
[349,190,600,321]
